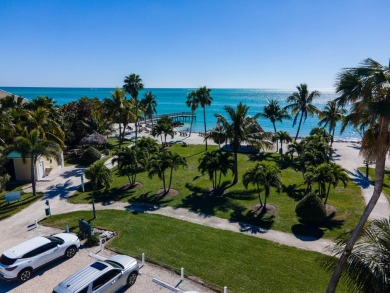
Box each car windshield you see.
[45,236,65,245]
[0,254,17,265]
[105,260,124,269]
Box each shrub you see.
[81,147,101,164]
[103,149,110,156]
[85,233,100,247]
[295,192,326,224]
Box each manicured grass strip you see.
[41,210,348,293]
[0,191,39,220]
[68,145,365,239]
[358,167,390,201]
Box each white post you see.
[181,268,184,281]
[224,286,227,293]
[142,253,145,267]
[99,238,104,251]
[35,219,38,228]
[66,224,69,233]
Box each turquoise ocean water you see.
[1,87,359,139]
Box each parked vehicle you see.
[0,233,80,282]
[53,254,139,293]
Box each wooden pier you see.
[140,112,195,123]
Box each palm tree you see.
[326,58,390,293]
[81,111,114,136]
[103,88,127,142]
[151,115,175,145]
[243,163,282,209]
[148,150,187,194]
[215,102,271,184]
[123,74,144,140]
[284,84,321,141]
[324,163,348,205]
[185,90,199,137]
[195,87,213,150]
[14,129,62,197]
[198,150,234,193]
[140,91,157,129]
[304,164,334,200]
[318,100,346,146]
[112,147,143,187]
[274,130,292,154]
[84,160,112,219]
[261,99,291,151]
[323,219,390,292]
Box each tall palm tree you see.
[185,90,199,137]
[274,130,292,154]
[215,102,271,184]
[323,219,390,292]
[148,150,187,194]
[195,87,213,150]
[140,91,157,129]
[123,74,144,140]
[324,163,348,205]
[318,100,346,146]
[14,129,62,197]
[103,88,127,142]
[85,160,112,219]
[243,163,282,209]
[112,147,143,187]
[284,84,321,141]
[326,58,390,293]
[151,115,175,145]
[198,149,234,192]
[261,99,291,151]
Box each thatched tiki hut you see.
[80,131,108,149]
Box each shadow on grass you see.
[128,191,173,206]
[230,206,275,232]
[224,189,257,201]
[248,152,273,162]
[282,184,306,201]
[291,216,345,240]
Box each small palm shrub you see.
[85,233,100,247]
[81,147,101,164]
[295,192,326,224]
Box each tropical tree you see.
[260,99,291,151]
[84,160,112,219]
[198,149,234,193]
[324,163,348,205]
[326,58,390,293]
[323,219,390,293]
[318,100,346,146]
[148,150,187,194]
[284,84,321,141]
[123,74,144,140]
[81,111,114,136]
[195,87,213,150]
[151,115,175,145]
[185,90,199,137]
[274,130,292,154]
[139,91,157,129]
[112,147,143,187]
[103,88,127,141]
[13,129,62,196]
[243,163,282,209]
[215,102,271,184]
[304,164,334,200]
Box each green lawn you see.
[68,145,365,239]
[41,210,348,293]
[0,184,39,220]
[358,166,390,201]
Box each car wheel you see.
[127,271,138,287]
[65,246,77,258]
[18,268,32,282]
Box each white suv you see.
[0,233,80,282]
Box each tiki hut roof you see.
[79,130,108,146]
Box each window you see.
[0,254,17,265]
[92,270,121,291]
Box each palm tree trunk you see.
[233,150,238,184]
[330,126,336,147]
[326,121,388,292]
[295,111,304,141]
[189,109,194,137]
[91,186,96,219]
[280,139,283,155]
[203,107,208,150]
[162,172,166,193]
[273,122,278,152]
[168,168,173,192]
[324,184,331,205]
[31,158,36,196]
[135,100,138,140]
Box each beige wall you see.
[13,152,64,181]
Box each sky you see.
[0,0,389,90]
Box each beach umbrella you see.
[79,130,108,146]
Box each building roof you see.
[80,130,108,145]
[6,151,25,159]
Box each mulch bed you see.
[121,182,143,191]
[250,203,277,215]
[156,188,179,198]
